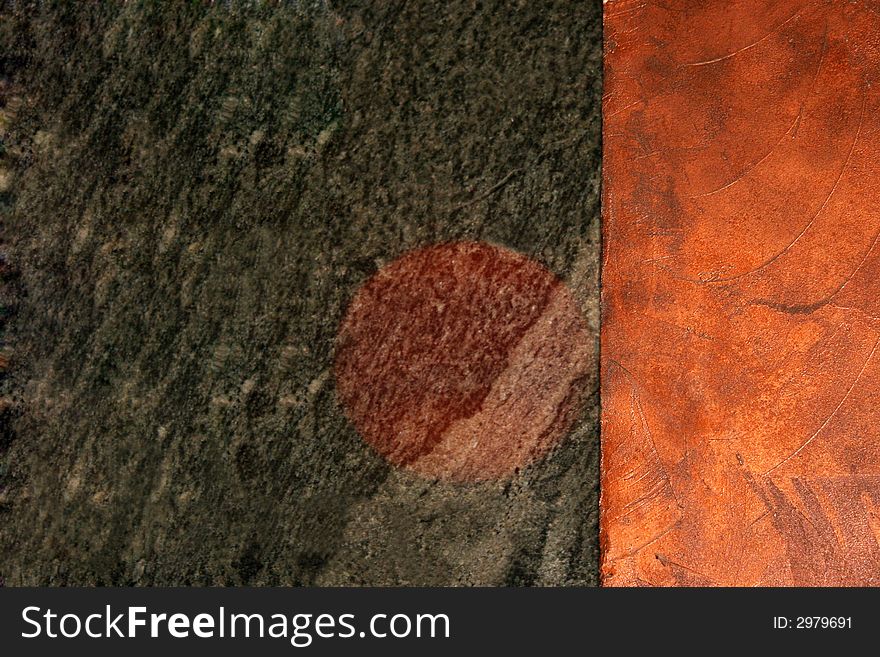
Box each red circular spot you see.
[334,241,593,481]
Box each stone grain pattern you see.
[0,1,601,585]
[335,241,593,482]
[602,0,880,586]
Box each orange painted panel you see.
[601,0,880,586]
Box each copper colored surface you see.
[335,242,592,482]
[602,0,880,585]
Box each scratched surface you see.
[602,0,880,585]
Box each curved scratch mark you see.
[763,335,880,476]
[655,553,718,584]
[606,98,643,120]
[608,523,678,563]
[793,25,829,136]
[678,5,807,68]
[689,111,801,199]
[606,3,647,18]
[608,360,682,509]
[707,89,866,284]
[650,88,866,287]
[751,219,880,315]
[689,27,829,199]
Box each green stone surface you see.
[0,0,601,586]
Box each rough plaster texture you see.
[602,0,880,586]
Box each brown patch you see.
[334,241,593,481]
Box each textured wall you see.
[0,1,601,586]
[602,0,880,586]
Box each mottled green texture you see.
[0,0,601,585]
